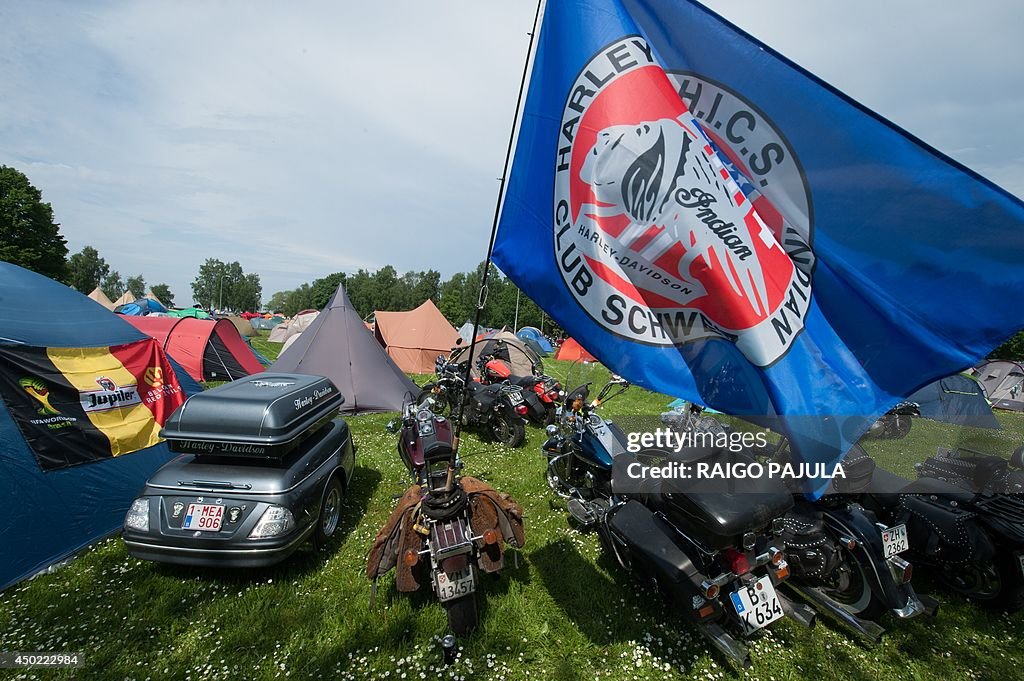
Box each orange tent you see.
[555,337,596,362]
[373,300,459,374]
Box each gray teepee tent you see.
[268,283,417,413]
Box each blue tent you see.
[114,298,167,316]
[907,374,999,429]
[517,326,554,354]
[0,263,201,590]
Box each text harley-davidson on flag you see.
[0,339,186,471]
[493,0,1024,495]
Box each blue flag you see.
[493,0,1024,495]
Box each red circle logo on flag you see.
[553,37,814,366]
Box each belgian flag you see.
[0,338,187,471]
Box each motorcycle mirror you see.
[385,418,401,434]
[545,424,560,437]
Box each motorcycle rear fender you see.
[821,505,917,611]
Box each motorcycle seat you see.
[868,468,976,504]
[900,476,976,504]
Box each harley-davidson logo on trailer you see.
[553,36,815,366]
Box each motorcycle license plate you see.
[881,524,909,558]
[505,391,523,405]
[730,576,784,634]
[435,566,475,602]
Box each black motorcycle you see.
[858,438,1024,610]
[417,354,527,447]
[757,435,936,637]
[543,363,815,668]
[663,403,936,641]
[863,401,919,439]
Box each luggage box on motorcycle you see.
[161,373,343,459]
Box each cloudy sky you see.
[2,1,1021,305]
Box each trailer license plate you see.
[183,504,224,531]
[881,524,909,558]
[731,576,783,633]
[436,566,475,602]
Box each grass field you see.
[2,335,1023,680]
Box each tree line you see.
[268,262,564,336]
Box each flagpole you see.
[514,288,521,330]
[451,0,545,454]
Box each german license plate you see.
[183,503,224,531]
[730,576,784,633]
[881,524,909,558]
[435,566,475,602]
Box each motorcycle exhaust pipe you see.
[776,591,817,629]
[784,584,885,643]
[892,592,939,619]
[698,621,751,669]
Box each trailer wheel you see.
[314,477,343,549]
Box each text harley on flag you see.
[493,0,1024,495]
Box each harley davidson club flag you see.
[493,0,1024,495]
[0,338,186,471]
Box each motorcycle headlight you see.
[124,498,149,532]
[248,505,295,539]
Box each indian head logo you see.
[554,36,815,366]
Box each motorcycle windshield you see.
[563,359,606,407]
